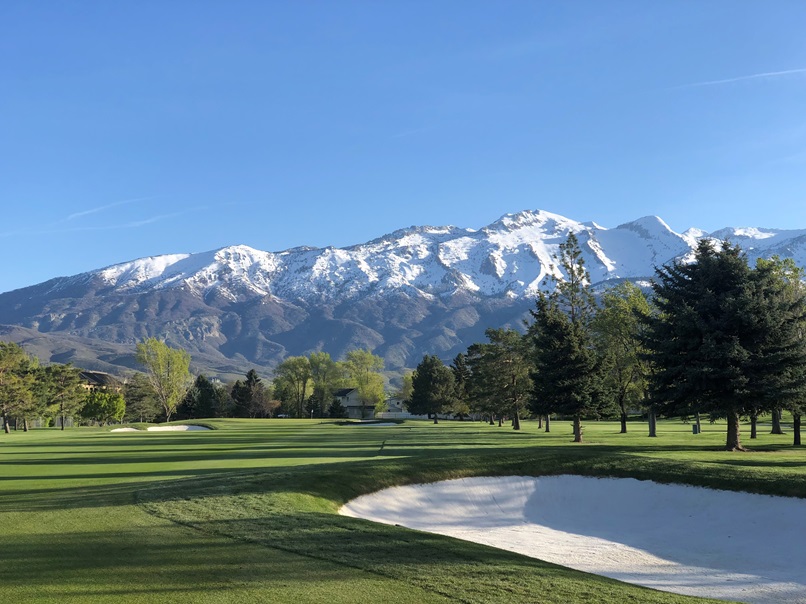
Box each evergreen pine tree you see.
[527,232,605,442]
[408,355,456,424]
[643,240,806,450]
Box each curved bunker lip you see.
[146,425,211,431]
[340,475,806,604]
[345,422,399,427]
[111,425,211,432]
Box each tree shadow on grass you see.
[0,445,384,468]
[137,503,724,604]
[0,524,426,601]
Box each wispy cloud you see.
[66,196,156,221]
[674,68,806,89]
[0,209,197,239]
[124,212,185,228]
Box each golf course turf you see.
[2,418,804,603]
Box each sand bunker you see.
[146,425,210,431]
[111,425,210,432]
[350,422,399,427]
[340,475,806,604]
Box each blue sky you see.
[1,1,804,293]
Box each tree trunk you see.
[60,413,66,431]
[725,410,745,451]
[793,413,802,446]
[750,413,758,439]
[3,413,9,434]
[771,408,784,434]
[433,413,439,424]
[618,392,627,434]
[23,419,28,432]
[545,415,550,433]
[648,407,657,437]
[695,412,702,434]
[573,415,583,443]
[537,415,543,429]
[498,416,503,427]
[512,411,520,431]
[489,414,495,426]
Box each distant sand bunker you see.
[111,425,210,432]
[350,422,398,427]
[340,475,806,604]
[147,425,210,431]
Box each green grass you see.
[1,418,804,603]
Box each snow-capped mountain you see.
[2,209,805,378]
[41,210,723,301]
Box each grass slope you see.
[2,418,804,603]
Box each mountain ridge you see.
[2,209,805,379]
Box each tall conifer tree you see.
[644,241,806,450]
[528,232,606,442]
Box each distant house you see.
[375,396,414,419]
[79,371,123,392]
[376,396,458,421]
[385,396,405,413]
[333,388,374,419]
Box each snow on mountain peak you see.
[710,226,779,241]
[616,216,676,240]
[98,253,193,287]
[81,211,806,304]
[493,209,584,234]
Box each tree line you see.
[4,233,805,450]
[407,233,806,451]
[0,343,124,432]
[158,348,387,421]
[0,337,388,429]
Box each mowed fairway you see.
[2,419,805,603]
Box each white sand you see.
[350,422,399,427]
[110,427,140,432]
[340,475,806,604]
[146,425,210,431]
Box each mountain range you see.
[2,209,805,380]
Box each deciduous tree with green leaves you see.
[273,356,312,418]
[308,352,346,417]
[44,363,85,430]
[591,282,651,434]
[135,338,192,422]
[345,349,385,419]
[0,341,35,433]
[81,390,126,425]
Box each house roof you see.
[333,388,357,397]
[79,371,122,389]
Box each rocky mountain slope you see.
[2,209,804,379]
